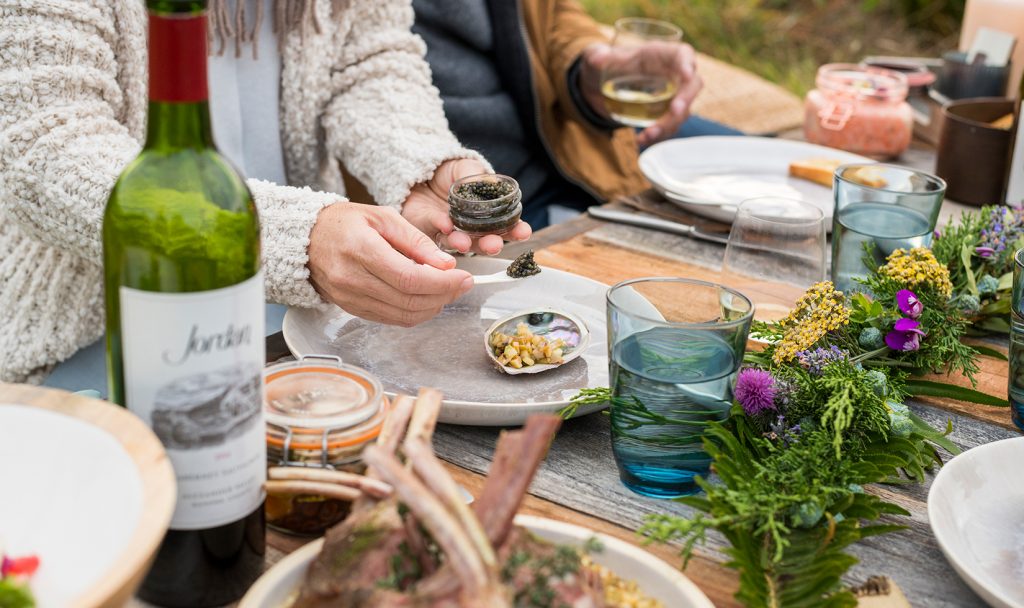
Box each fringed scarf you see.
[208,0,342,59]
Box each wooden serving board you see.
[0,383,176,608]
[534,234,1015,432]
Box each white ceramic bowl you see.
[241,514,714,608]
[928,437,1024,608]
[0,392,176,607]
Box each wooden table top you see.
[256,193,1014,608]
[122,138,1013,607]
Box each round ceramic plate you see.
[638,136,874,224]
[282,256,612,426]
[0,399,175,607]
[928,437,1024,608]
[240,513,714,608]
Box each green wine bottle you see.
[102,1,266,606]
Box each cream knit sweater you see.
[0,0,485,383]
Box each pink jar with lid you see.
[804,64,913,158]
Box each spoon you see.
[484,308,590,375]
[472,270,526,286]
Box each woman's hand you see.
[579,41,703,147]
[401,158,532,255]
[307,202,474,327]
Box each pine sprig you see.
[639,418,918,608]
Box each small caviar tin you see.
[263,355,386,535]
[448,173,523,237]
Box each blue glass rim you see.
[606,277,753,329]
[834,163,946,197]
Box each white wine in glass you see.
[601,75,678,127]
[601,18,683,128]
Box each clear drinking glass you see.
[831,164,946,293]
[607,278,753,498]
[600,18,683,128]
[1009,249,1024,431]
[721,197,827,322]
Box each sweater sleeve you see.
[319,0,490,210]
[0,0,142,262]
[0,0,336,308]
[246,180,337,308]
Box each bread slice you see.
[788,158,843,187]
[789,158,887,188]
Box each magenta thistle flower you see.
[885,318,925,351]
[735,368,776,416]
[896,289,923,319]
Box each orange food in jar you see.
[263,355,386,536]
[804,64,913,159]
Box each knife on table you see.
[587,206,729,245]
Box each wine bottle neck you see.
[145,8,214,149]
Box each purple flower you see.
[735,368,776,416]
[885,318,926,351]
[796,345,848,375]
[765,415,802,446]
[976,246,996,258]
[933,229,941,239]
[896,289,923,319]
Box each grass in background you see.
[580,0,964,95]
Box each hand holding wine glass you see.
[579,18,702,146]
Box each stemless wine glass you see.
[607,278,753,498]
[600,18,684,128]
[721,197,827,321]
[831,164,946,293]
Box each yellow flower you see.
[878,247,952,297]
[773,281,850,364]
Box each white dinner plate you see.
[283,257,618,426]
[0,402,175,607]
[638,136,874,224]
[240,514,714,608]
[928,437,1024,608]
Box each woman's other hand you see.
[401,158,532,255]
[308,203,473,326]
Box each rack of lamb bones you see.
[292,387,608,608]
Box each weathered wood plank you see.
[251,202,1018,607]
[435,395,1016,607]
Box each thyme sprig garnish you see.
[558,387,611,419]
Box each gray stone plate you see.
[282,256,610,426]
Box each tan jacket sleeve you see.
[543,0,610,123]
